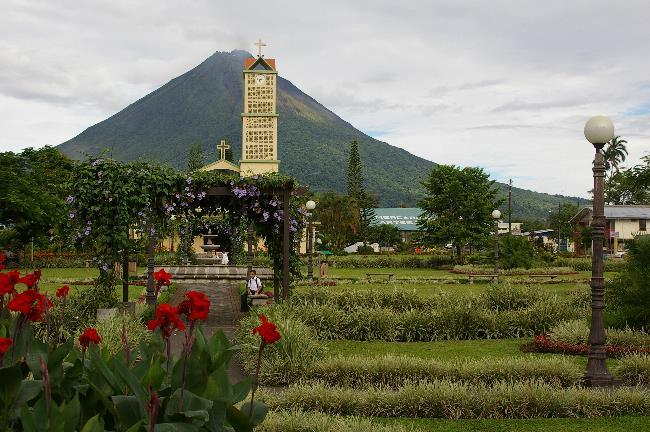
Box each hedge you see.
[260,381,650,419]
[554,257,626,272]
[308,355,582,388]
[328,254,454,269]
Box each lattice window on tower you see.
[245,129,275,160]
[246,100,274,113]
[247,86,274,101]
[245,117,274,129]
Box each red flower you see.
[153,269,172,286]
[79,328,101,349]
[0,251,5,270]
[0,337,12,356]
[56,285,70,298]
[0,271,20,295]
[7,290,52,322]
[178,290,210,322]
[147,303,185,338]
[17,270,41,289]
[252,314,281,345]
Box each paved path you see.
[169,281,248,383]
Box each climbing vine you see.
[67,157,306,296]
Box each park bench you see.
[467,273,498,284]
[527,274,559,280]
[249,293,269,306]
[366,273,395,282]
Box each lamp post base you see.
[584,372,620,387]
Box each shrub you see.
[554,256,626,272]
[616,354,650,386]
[482,284,542,311]
[82,307,151,355]
[331,254,454,269]
[60,281,119,335]
[548,319,650,347]
[606,235,650,328]
[282,298,578,342]
[308,355,582,388]
[238,308,326,385]
[260,381,650,419]
[500,236,535,269]
[451,265,575,275]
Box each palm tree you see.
[603,136,628,177]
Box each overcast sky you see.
[2,0,650,197]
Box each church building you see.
[201,40,279,176]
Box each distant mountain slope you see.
[58,50,581,219]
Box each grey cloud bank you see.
[1,0,650,197]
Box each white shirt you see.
[247,277,262,294]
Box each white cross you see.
[217,139,230,160]
[254,38,266,57]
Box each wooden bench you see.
[366,273,395,282]
[468,274,498,284]
[527,274,559,280]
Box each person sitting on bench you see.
[247,269,263,295]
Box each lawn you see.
[18,267,147,301]
[322,338,602,367]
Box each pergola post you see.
[282,189,291,300]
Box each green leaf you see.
[224,405,253,432]
[20,396,47,432]
[155,423,200,432]
[0,364,23,406]
[11,380,43,416]
[25,337,48,379]
[112,395,142,429]
[203,365,231,403]
[230,378,252,405]
[247,401,269,426]
[88,345,122,394]
[80,414,104,432]
[125,419,145,432]
[62,394,81,432]
[112,355,147,418]
[164,389,213,423]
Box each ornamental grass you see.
[260,381,650,419]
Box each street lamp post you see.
[306,200,316,281]
[583,115,617,387]
[492,209,501,279]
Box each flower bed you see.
[528,334,650,358]
[450,265,576,275]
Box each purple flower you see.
[270,200,277,207]
[65,195,75,204]
[101,263,109,272]
[68,211,76,219]
[187,177,192,184]
[263,211,270,221]
[198,191,206,200]
[149,226,156,236]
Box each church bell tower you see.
[239,39,280,176]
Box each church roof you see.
[244,57,276,71]
[200,159,240,173]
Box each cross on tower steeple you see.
[254,38,266,57]
[217,139,230,160]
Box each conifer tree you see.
[346,140,376,241]
[186,141,205,172]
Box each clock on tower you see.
[240,39,279,176]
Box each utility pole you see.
[557,201,561,253]
[508,179,513,234]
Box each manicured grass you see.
[17,267,146,301]
[378,416,650,432]
[323,338,608,368]
[326,267,462,279]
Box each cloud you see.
[2,0,650,197]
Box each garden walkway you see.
[168,281,248,383]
